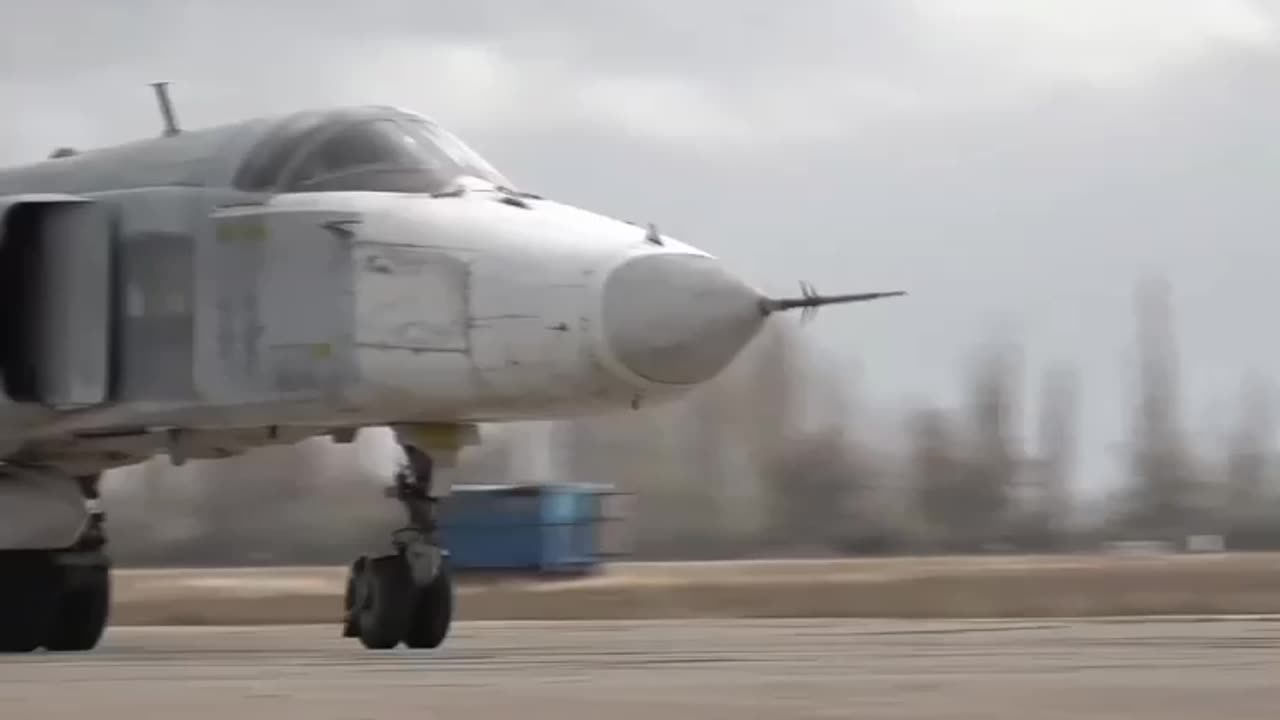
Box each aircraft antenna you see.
[149,81,181,137]
[760,282,906,324]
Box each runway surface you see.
[2,618,1278,719]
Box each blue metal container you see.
[438,483,620,574]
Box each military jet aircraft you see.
[0,84,904,654]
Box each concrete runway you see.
[1,619,1278,720]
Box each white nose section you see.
[601,253,767,385]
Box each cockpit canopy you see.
[233,107,512,195]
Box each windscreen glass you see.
[284,119,512,194]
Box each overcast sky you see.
[5,0,1280,491]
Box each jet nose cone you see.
[602,253,766,385]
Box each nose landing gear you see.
[343,428,469,651]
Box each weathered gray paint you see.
[202,205,359,403]
[117,230,197,401]
[103,187,204,402]
[257,208,357,396]
[210,211,268,397]
[354,243,469,352]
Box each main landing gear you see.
[343,444,454,650]
[0,472,111,654]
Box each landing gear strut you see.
[343,445,454,650]
[0,471,111,654]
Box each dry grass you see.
[109,553,1280,625]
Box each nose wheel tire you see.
[405,560,454,649]
[344,554,455,651]
[353,555,413,650]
